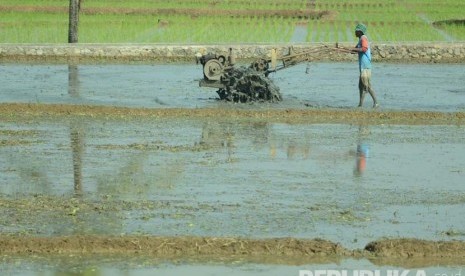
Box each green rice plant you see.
[437,24,465,41]
[319,22,332,42]
[313,20,323,42]
[2,0,66,7]
[367,23,386,42]
[0,12,68,43]
[1,0,464,43]
[341,21,355,42]
[305,20,313,42]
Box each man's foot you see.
[373,103,379,108]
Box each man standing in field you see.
[351,23,379,108]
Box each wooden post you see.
[68,0,80,43]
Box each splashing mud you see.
[216,67,282,103]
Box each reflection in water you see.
[69,63,84,194]
[269,140,310,160]
[94,150,184,197]
[1,120,465,263]
[355,143,369,175]
[68,64,80,98]
[70,122,85,194]
[354,125,370,176]
[199,121,312,161]
[200,121,235,161]
[96,153,149,195]
[3,259,465,276]
[286,142,310,160]
[199,121,271,161]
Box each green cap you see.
[355,23,367,34]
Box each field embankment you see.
[1,43,465,63]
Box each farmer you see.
[351,23,379,108]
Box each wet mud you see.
[215,67,283,103]
[1,104,465,265]
[1,62,465,274]
[2,63,464,111]
[1,234,465,261]
[0,235,465,276]
[0,103,463,125]
[0,235,345,258]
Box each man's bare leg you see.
[358,91,366,107]
[367,86,379,108]
[358,78,366,107]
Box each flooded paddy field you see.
[0,62,465,275]
[1,115,465,243]
[1,62,465,111]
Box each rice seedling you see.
[0,0,464,43]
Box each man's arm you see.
[351,36,369,53]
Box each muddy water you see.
[1,62,464,111]
[1,62,465,275]
[2,256,463,276]
[1,118,464,246]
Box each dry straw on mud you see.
[1,235,465,266]
[0,235,346,260]
[0,103,464,125]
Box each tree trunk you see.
[68,0,80,43]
